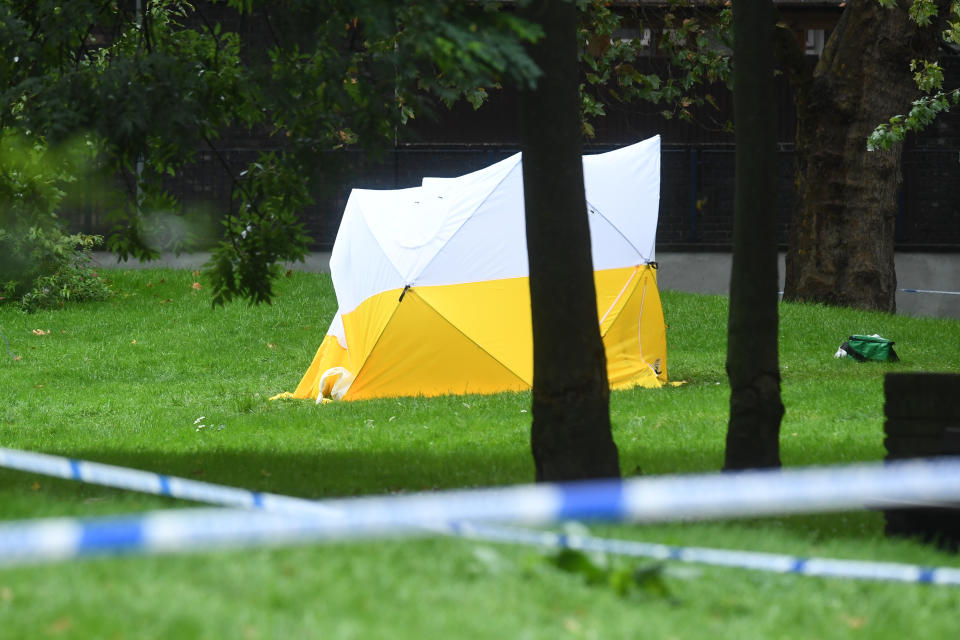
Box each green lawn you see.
[1,268,959,639]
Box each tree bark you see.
[519,0,620,482]
[783,0,948,311]
[725,0,784,471]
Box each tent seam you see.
[351,195,418,287]
[598,267,640,331]
[586,199,651,264]
[599,267,649,340]
[414,288,532,387]
[344,294,404,396]
[635,277,659,379]
[413,155,523,284]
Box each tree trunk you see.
[519,0,620,482]
[784,0,948,311]
[725,0,784,471]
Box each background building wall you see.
[64,4,960,255]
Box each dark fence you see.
[900,148,960,249]
[64,143,959,252]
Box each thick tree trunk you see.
[784,0,948,311]
[725,0,784,470]
[519,0,620,482]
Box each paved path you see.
[93,251,960,319]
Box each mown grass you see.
[1,268,959,639]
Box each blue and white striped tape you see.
[899,288,960,296]
[0,508,384,566]
[781,288,960,297]
[448,522,960,586]
[2,504,959,586]
[0,447,340,518]
[0,325,15,361]
[2,446,960,584]
[6,447,960,525]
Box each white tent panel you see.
[582,136,660,263]
[327,310,346,348]
[329,190,406,316]
[422,135,660,275]
[418,161,530,286]
[585,205,647,271]
[357,186,455,282]
[420,151,521,194]
[330,136,661,316]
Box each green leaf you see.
[545,549,674,600]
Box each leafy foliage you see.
[547,547,674,599]
[868,87,960,151]
[0,128,111,308]
[0,0,542,306]
[0,0,742,306]
[207,152,314,306]
[869,0,960,150]
[577,0,732,137]
[14,234,112,312]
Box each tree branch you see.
[202,135,241,215]
[262,7,283,50]
[142,0,153,55]
[192,2,223,65]
[772,17,812,91]
[73,22,98,69]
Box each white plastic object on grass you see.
[317,367,354,403]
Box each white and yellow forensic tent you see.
[283,135,667,402]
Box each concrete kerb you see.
[92,251,960,319]
[92,251,332,273]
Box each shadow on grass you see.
[1,444,890,542]
[4,448,535,502]
[5,434,891,501]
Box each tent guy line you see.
[586,202,650,263]
[2,445,960,585]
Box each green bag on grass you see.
[837,334,899,362]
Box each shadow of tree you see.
[0,441,890,542]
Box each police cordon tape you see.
[446,522,960,586]
[899,288,960,296]
[0,507,397,566]
[2,446,960,584]
[779,288,960,297]
[8,447,960,524]
[3,507,960,586]
[0,447,341,518]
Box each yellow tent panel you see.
[287,264,666,402]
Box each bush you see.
[0,130,112,311]
[10,233,113,313]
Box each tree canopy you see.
[4,1,958,311]
[0,0,541,305]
